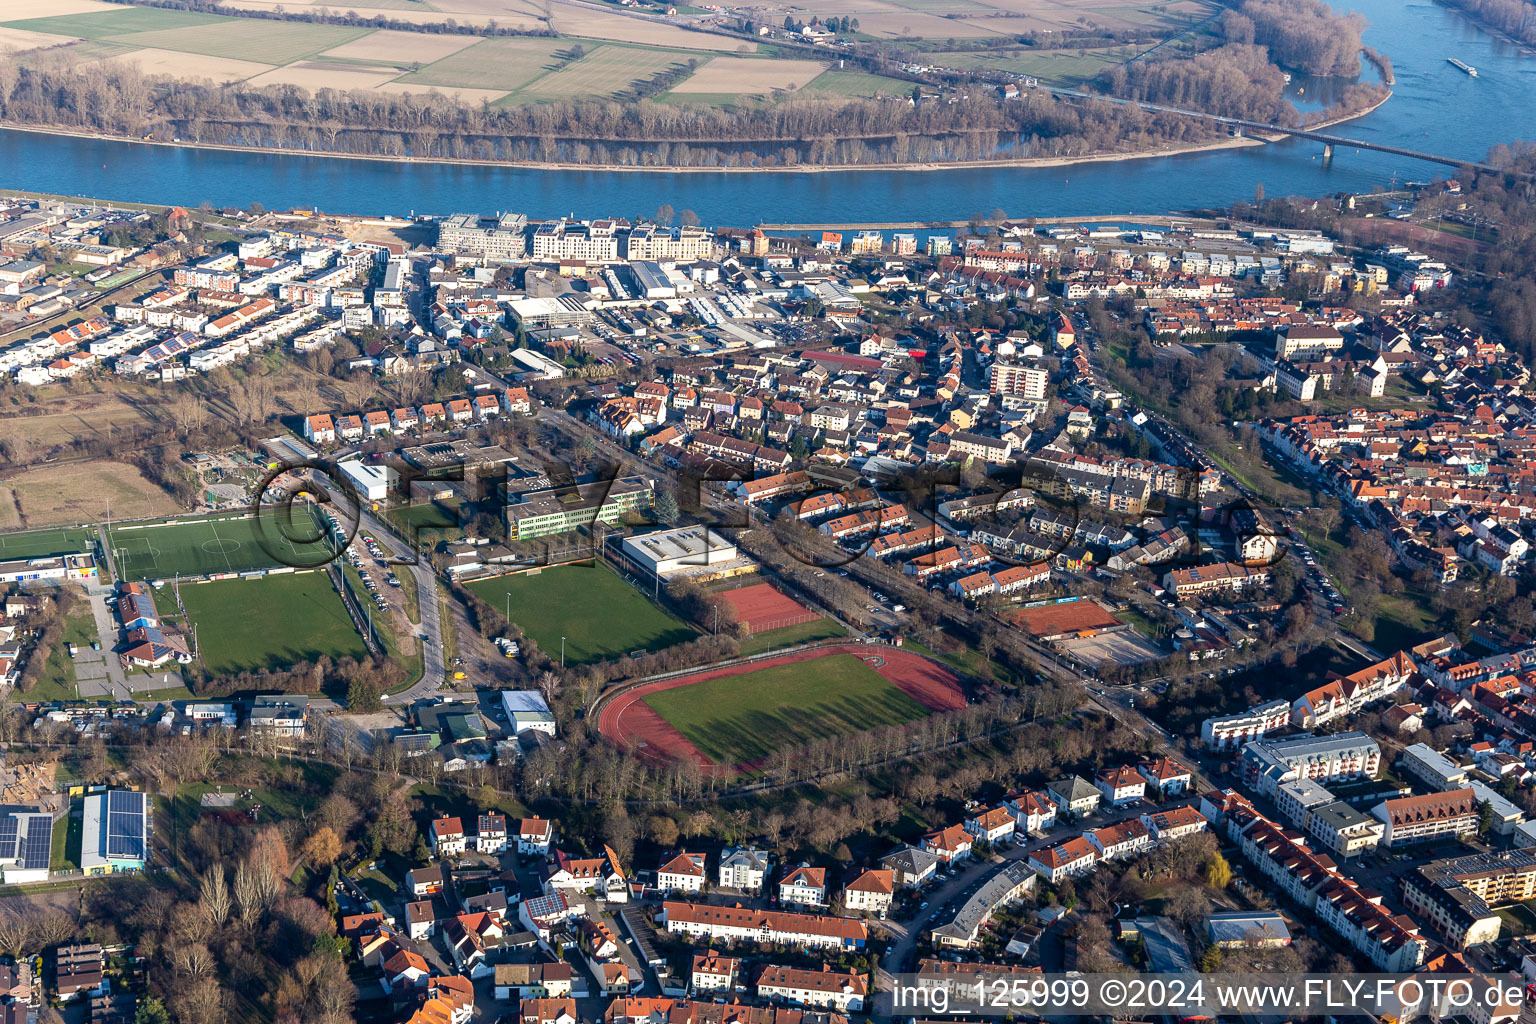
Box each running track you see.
[597,644,965,773]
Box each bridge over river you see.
[1047,87,1527,177]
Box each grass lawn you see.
[110,510,341,581]
[642,652,930,765]
[411,782,529,823]
[181,572,367,676]
[1372,590,1440,651]
[133,684,198,703]
[28,601,101,703]
[50,811,80,873]
[465,564,695,665]
[737,617,846,656]
[907,638,1010,684]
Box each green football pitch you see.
[641,653,929,766]
[108,509,343,581]
[180,572,368,675]
[464,563,696,665]
[0,527,96,561]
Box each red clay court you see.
[597,644,966,773]
[1012,600,1125,639]
[720,582,819,635]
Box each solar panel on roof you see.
[0,816,17,860]
[103,792,147,860]
[19,816,50,869]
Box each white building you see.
[500,691,557,736]
[337,459,398,502]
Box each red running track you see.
[596,644,965,773]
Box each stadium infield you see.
[108,509,342,581]
[598,644,965,773]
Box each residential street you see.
[872,796,1195,1017]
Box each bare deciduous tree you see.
[199,867,232,926]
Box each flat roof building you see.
[81,790,149,875]
[500,690,557,736]
[0,810,53,884]
[619,526,752,583]
[505,476,652,540]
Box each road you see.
[873,798,1193,1015]
[363,508,447,703]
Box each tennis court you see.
[108,508,343,581]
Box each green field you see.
[112,22,368,64]
[518,45,691,100]
[801,70,913,97]
[6,7,367,64]
[7,7,227,37]
[393,37,572,93]
[109,510,342,581]
[643,653,929,765]
[925,44,1141,84]
[180,572,367,676]
[0,527,95,560]
[465,564,695,665]
[737,617,847,656]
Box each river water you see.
[2,0,1532,221]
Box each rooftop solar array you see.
[19,815,49,869]
[105,791,146,860]
[0,812,54,870]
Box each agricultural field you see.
[180,572,368,675]
[641,653,929,765]
[0,0,1214,110]
[923,42,1143,84]
[0,392,163,449]
[390,37,573,94]
[108,510,343,582]
[464,564,695,665]
[0,460,179,530]
[516,45,693,101]
[801,69,913,97]
[669,56,828,94]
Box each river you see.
[1,0,1531,222]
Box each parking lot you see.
[69,642,114,700]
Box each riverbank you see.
[1431,0,1536,53]
[0,119,1281,176]
[1302,90,1394,132]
